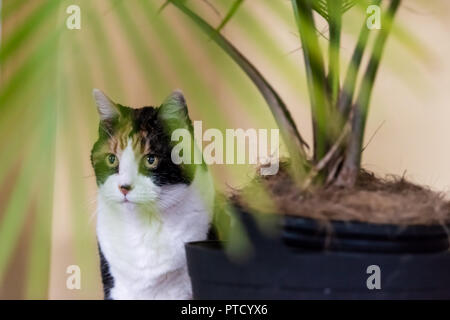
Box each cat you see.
[90,89,215,300]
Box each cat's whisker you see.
[88,210,97,225]
[100,124,113,139]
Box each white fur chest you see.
[96,169,213,300]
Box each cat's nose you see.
[119,184,132,195]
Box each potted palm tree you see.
[165,0,450,299]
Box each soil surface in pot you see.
[231,163,450,226]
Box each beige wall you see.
[360,2,450,192]
[2,0,450,299]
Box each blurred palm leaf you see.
[0,0,441,299]
[216,0,245,32]
[213,0,356,32]
[312,0,356,20]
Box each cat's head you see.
[90,89,195,208]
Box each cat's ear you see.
[92,89,119,121]
[158,90,192,130]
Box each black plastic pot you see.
[282,215,450,253]
[186,207,450,299]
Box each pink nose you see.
[119,185,132,195]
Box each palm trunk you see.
[336,0,402,187]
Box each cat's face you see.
[90,89,195,208]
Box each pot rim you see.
[235,207,450,253]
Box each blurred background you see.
[0,0,449,299]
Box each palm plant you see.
[166,0,401,188]
[167,1,450,301]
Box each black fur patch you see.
[98,243,114,300]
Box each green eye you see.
[144,154,158,169]
[106,154,118,167]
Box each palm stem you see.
[337,0,402,186]
[327,0,342,107]
[339,0,381,119]
[291,0,329,162]
[216,0,245,32]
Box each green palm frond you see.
[312,0,356,20]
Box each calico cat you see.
[90,89,214,300]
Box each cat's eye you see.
[106,154,118,167]
[144,154,158,169]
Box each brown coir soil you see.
[232,163,450,226]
